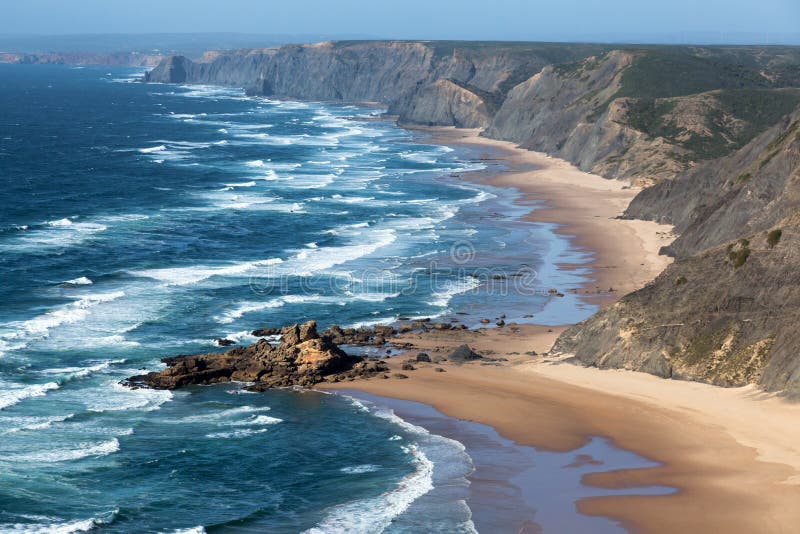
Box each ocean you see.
[0,64,601,532]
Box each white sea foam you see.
[132,257,283,286]
[274,225,398,277]
[5,438,120,463]
[340,464,381,474]
[84,382,173,413]
[304,444,433,534]
[0,382,60,410]
[45,218,107,233]
[400,151,439,164]
[1,217,108,252]
[175,85,246,100]
[347,316,400,329]
[215,299,285,324]
[205,428,269,439]
[229,414,283,426]
[222,330,261,345]
[179,405,274,425]
[429,278,482,308]
[38,359,126,382]
[138,145,167,154]
[0,291,126,356]
[0,516,106,533]
[282,173,336,189]
[245,159,267,168]
[5,413,75,433]
[63,277,93,286]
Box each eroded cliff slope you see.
[555,107,800,393]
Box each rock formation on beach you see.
[126,321,389,390]
[142,41,800,394]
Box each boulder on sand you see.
[447,344,483,362]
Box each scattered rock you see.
[214,338,236,347]
[251,327,280,337]
[401,362,416,371]
[392,373,409,379]
[416,352,431,362]
[447,344,483,362]
[434,367,446,373]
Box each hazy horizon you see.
[1,0,799,47]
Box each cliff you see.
[0,52,163,66]
[555,107,800,393]
[143,41,800,393]
[145,42,800,183]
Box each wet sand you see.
[324,354,800,534]
[340,390,672,534]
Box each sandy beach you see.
[421,127,676,303]
[324,128,800,533]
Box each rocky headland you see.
[125,319,498,390]
[126,321,393,390]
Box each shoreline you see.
[326,126,800,533]
[339,389,671,534]
[415,126,675,306]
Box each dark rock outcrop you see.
[321,324,397,346]
[125,321,388,390]
[447,345,484,362]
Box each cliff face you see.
[146,49,277,89]
[553,214,800,392]
[0,52,163,66]
[627,110,800,258]
[484,51,685,183]
[145,42,800,184]
[555,107,800,393]
[146,42,612,131]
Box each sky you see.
[1,0,799,44]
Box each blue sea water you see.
[0,64,599,533]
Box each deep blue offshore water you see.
[0,64,602,533]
